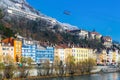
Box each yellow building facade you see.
[64,48,72,63]
[54,48,60,62]
[72,48,93,63]
[97,50,107,65]
[112,50,118,64]
[96,50,119,65]
[54,47,73,64]
[55,47,94,64]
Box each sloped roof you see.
[55,44,68,49]
[1,37,14,46]
[103,36,112,41]
[91,32,100,35]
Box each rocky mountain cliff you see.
[0,0,78,31]
[0,0,79,44]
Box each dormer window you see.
[8,43,11,46]
[2,43,4,46]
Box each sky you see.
[26,0,120,42]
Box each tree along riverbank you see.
[1,66,120,80]
[0,56,97,80]
[12,66,120,80]
[12,70,120,80]
[1,55,120,80]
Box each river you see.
[36,72,120,80]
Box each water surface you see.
[38,73,120,80]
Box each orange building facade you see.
[14,40,22,62]
[2,37,22,62]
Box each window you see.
[11,48,13,51]
[24,54,26,56]
[31,54,34,56]
[72,54,74,57]
[28,50,30,52]
[51,55,53,57]
[3,53,5,55]
[2,48,6,50]
[72,50,75,52]
[44,55,47,57]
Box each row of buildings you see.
[68,29,112,48]
[0,35,119,66]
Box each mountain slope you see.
[0,0,107,50]
[0,0,78,31]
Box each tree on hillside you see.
[0,54,3,63]
[3,54,14,65]
[26,57,34,66]
[54,56,60,76]
[20,57,34,65]
[66,54,75,75]
[3,55,17,79]
[76,61,83,74]
[0,9,4,19]
[43,60,50,76]
[85,58,96,74]
[18,57,34,78]
[80,60,87,74]
[0,54,4,71]
[0,23,15,38]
